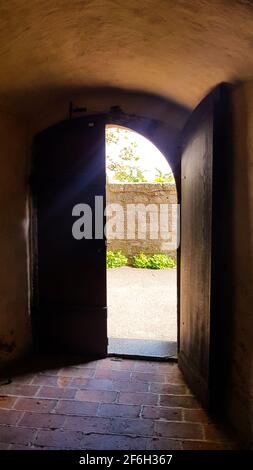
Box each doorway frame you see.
[105,110,181,353]
[105,119,179,358]
[29,109,181,356]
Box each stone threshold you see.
[108,338,177,360]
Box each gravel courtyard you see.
[107,266,177,342]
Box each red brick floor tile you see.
[19,412,66,429]
[0,409,23,425]
[70,361,98,370]
[112,380,149,392]
[9,444,36,450]
[64,416,110,433]
[147,437,182,450]
[71,378,115,391]
[58,367,95,378]
[71,377,149,392]
[134,361,160,373]
[142,405,182,421]
[34,446,59,450]
[11,375,34,385]
[81,433,147,450]
[150,383,190,395]
[94,358,115,368]
[57,376,74,387]
[183,408,212,424]
[0,384,39,397]
[75,389,117,403]
[131,372,166,383]
[0,425,37,445]
[157,363,179,372]
[181,440,231,450]
[160,394,200,408]
[0,359,237,451]
[118,392,158,406]
[109,417,154,436]
[32,375,72,387]
[164,373,185,385]
[32,375,59,386]
[36,386,76,399]
[0,442,10,449]
[35,429,83,449]
[98,404,141,418]
[155,421,204,440]
[95,369,131,381]
[14,398,57,413]
[97,358,136,371]
[77,433,109,450]
[55,400,98,416]
[0,396,16,409]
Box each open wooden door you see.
[178,84,231,409]
[32,115,107,358]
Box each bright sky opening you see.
[106,126,174,183]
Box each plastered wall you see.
[226,82,253,445]
[0,111,31,369]
[30,89,189,172]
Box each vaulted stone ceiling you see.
[1,0,253,114]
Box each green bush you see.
[154,169,175,183]
[131,253,150,268]
[132,253,176,269]
[107,250,128,268]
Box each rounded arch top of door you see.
[34,109,181,194]
[105,123,177,193]
[106,109,181,196]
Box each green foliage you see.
[154,169,175,183]
[107,250,128,268]
[132,253,176,269]
[107,159,147,182]
[147,254,176,269]
[106,127,120,145]
[107,250,176,269]
[106,128,147,183]
[106,127,175,183]
[131,253,150,268]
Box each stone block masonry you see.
[106,183,178,260]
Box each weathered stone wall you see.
[106,182,177,259]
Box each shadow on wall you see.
[1,84,191,125]
[225,84,253,446]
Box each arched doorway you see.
[31,83,230,409]
[105,125,178,358]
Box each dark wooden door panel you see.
[32,115,107,357]
[178,85,230,408]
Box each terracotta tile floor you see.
[0,358,236,450]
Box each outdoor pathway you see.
[107,267,177,342]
